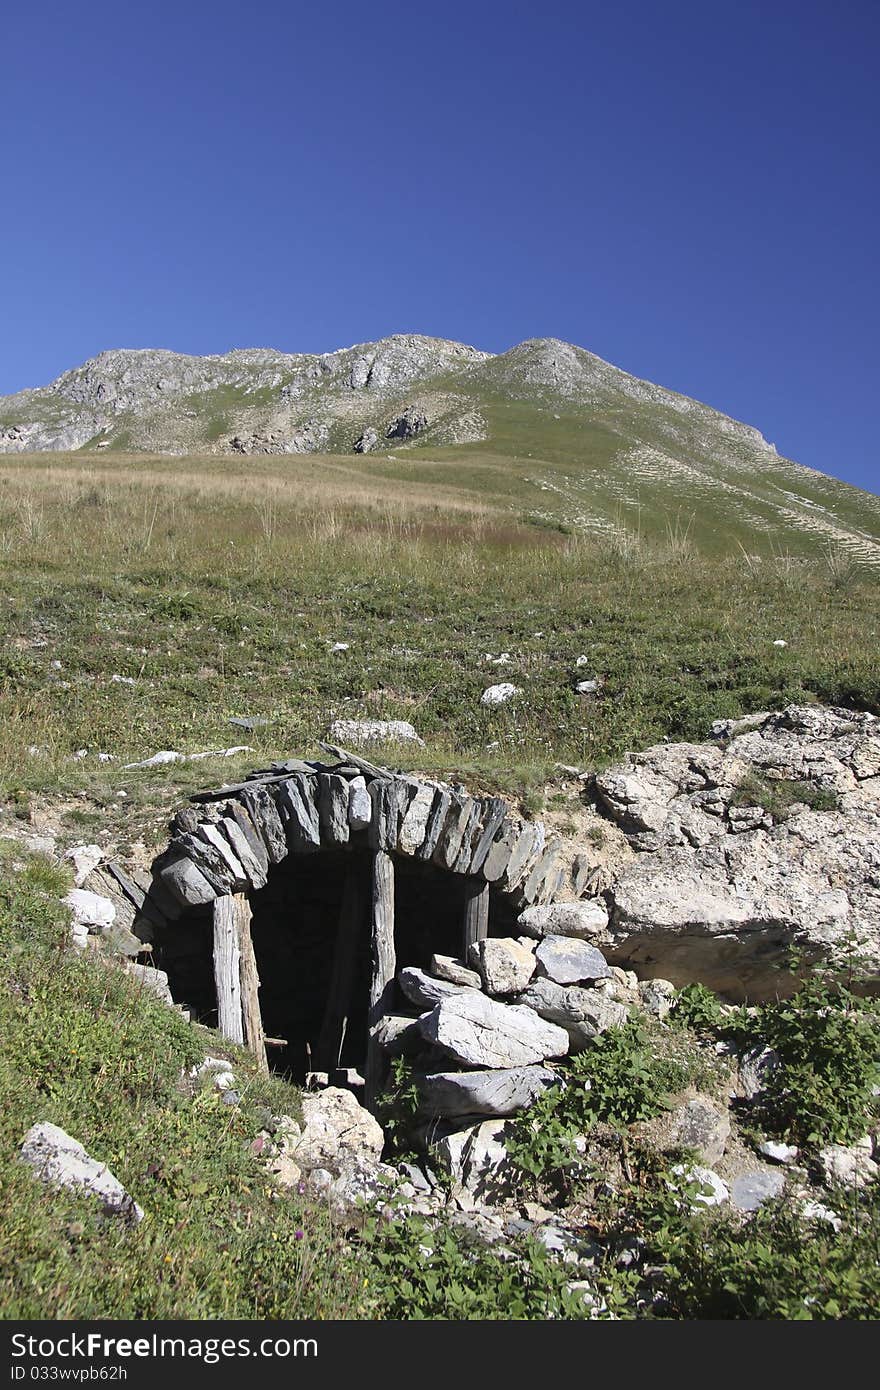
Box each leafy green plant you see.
[730,977,880,1146]
[375,1057,422,1161]
[506,1022,672,1190]
[671,982,727,1035]
[359,1207,589,1319]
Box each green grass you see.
[0,847,364,1318]
[0,453,876,841]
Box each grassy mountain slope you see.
[1,335,877,563]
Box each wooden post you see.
[364,850,396,1111]
[316,869,363,1073]
[463,877,489,959]
[212,893,268,1071]
[235,893,269,1074]
[212,894,244,1045]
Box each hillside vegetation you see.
[0,437,878,1321]
[2,334,879,564]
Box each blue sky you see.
[1,0,877,493]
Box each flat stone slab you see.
[515,978,628,1049]
[20,1122,143,1222]
[430,954,482,989]
[418,1066,557,1118]
[419,992,569,1069]
[518,901,610,940]
[534,935,611,985]
[398,967,479,1011]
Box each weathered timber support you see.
[463,877,489,958]
[316,868,364,1073]
[212,894,244,1045]
[235,892,269,1074]
[212,893,268,1071]
[365,850,396,1111]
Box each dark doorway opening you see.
[154,849,516,1084]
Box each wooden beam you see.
[364,850,396,1110]
[212,894,244,1045]
[316,868,363,1073]
[463,877,490,958]
[235,892,269,1074]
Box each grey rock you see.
[347,775,373,831]
[239,786,288,863]
[386,406,428,440]
[419,992,569,1069]
[374,1014,428,1057]
[398,967,478,1011]
[638,978,677,1019]
[469,937,536,995]
[430,954,482,989]
[329,719,424,747]
[730,1170,786,1211]
[417,1066,557,1118]
[518,900,610,940]
[125,964,174,1004]
[534,935,611,985]
[277,775,321,850]
[64,888,116,933]
[667,1163,730,1208]
[515,978,628,1049]
[20,1122,143,1223]
[666,1098,730,1166]
[217,816,268,889]
[739,1046,780,1099]
[318,773,351,847]
[224,803,271,876]
[353,427,378,453]
[417,788,452,861]
[430,1118,515,1201]
[398,784,438,855]
[480,683,520,706]
[818,1143,879,1188]
[159,856,217,907]
[759,1140,799,1164]
[285,1087,384,1174]
[469,798,508,875]
[598,705,880,999]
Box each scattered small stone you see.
[818,1143,878,1189]
[575,680,600,695]
[574,655,589,667]
[480,683,521,706]
[229,716,268,731]
[64,844,103,887]
[668,1163,729,1207]
[110,674,136,687]
[330,642,350,653]
[638,978,677,1020]
[730,1170,786,1211]
[759,1140,799,1165]
[64,889,116,933]
[773,639,788,648]
[19,1122,143,1223]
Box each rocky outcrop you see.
[594,706,880,999]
